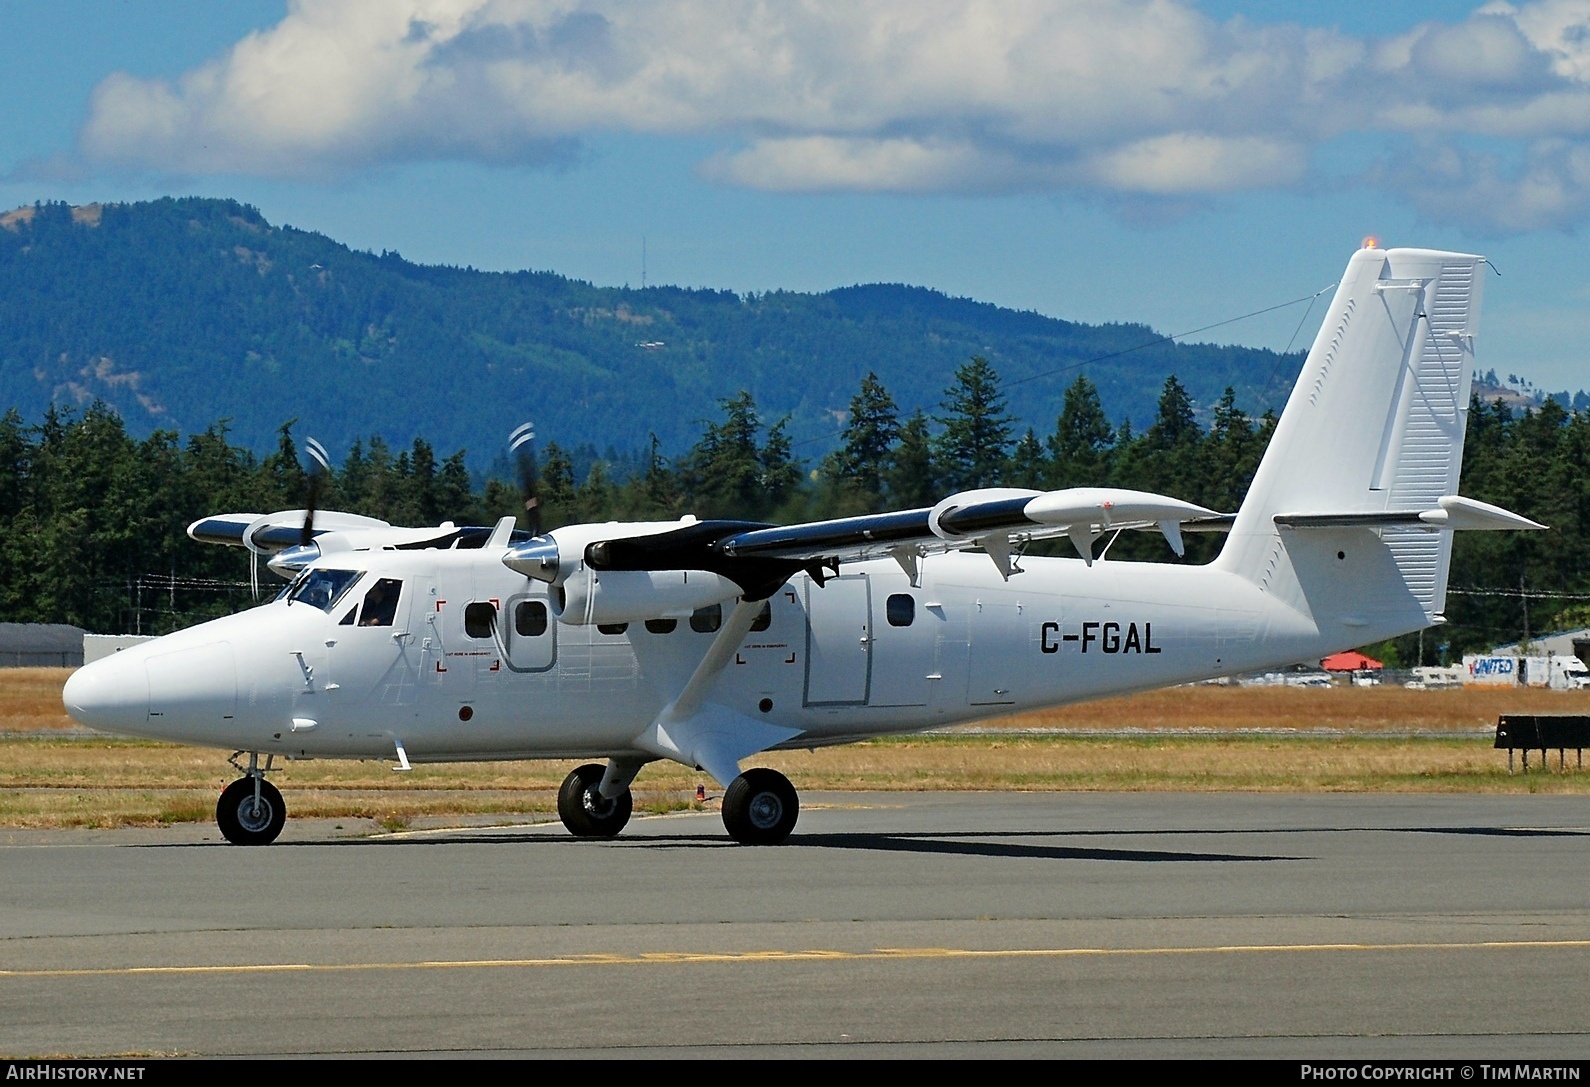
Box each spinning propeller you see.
[509,422,541,536]
[300,436,331,546]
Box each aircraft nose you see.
[62,653,146,732]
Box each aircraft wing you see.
[718,486,1222,566]
[567,486,1226,595]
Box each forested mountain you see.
[5,196,1583,662]
[0,197,1301,465]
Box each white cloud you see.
[71,0,1590,230]
[1377,137,1590,233]
[1082,134,1305,195]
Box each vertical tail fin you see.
[1216,246,1485,637]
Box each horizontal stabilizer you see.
[1274,495,1544,532]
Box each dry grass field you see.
[983,682,1589,734]
[3,668,1587,829]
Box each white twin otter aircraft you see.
[63,245,1542,845]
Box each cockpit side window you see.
[287,569,364,614]
[358,579,403,627]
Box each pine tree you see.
[823,371,900,511]
[683,392,796,519]
[1200,387,1258,513]
[538,441,577,527]
[407,438,440,525]
[1046,375,1114,488]
[935,356,1013,491]
[886,410,938,507]
[1135,375,1201,499]
[577,460,614,522]
[1008,428,1048,489]
[260,421,306,510]
[1146,375,1198,451]
[628,433,681,519]
[436,451,475,523]
[760,416,802,514]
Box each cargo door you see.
[804,575,871,705]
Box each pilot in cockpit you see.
[359,580,391,625]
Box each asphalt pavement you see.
[2,791,1588,1058]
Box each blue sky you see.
[2,1,1587,395]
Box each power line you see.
[1448,588,1590,601]
[791,283,1335,451]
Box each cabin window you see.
[465,602,496,639]
[515,600,548,637]
[644,618,677,634]
[287,569,363,614]
[886,593,915,627]
[597,622,629,635]
[690,604,722,633]
[358,579,403,627]
[750,601,772,632]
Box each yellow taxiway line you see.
[6,939,1590,979]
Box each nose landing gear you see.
[217,752,286,845]
[557,762,634,837]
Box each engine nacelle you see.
[553,568,741,626]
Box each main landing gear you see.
[217,752,286,846]
[556,762,800,844]
[722,768,799,845]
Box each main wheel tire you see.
[722,768,799,845]
[557,763,633,838]
[216,777,286,846]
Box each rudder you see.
[1216,245,1486,639]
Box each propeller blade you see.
[301,437,331,546]
[510,422,541,536]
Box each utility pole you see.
[642,236,647,290]
[1520,572,1530,652]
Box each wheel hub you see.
[747,791,783,830]
[582,789,616,820]
[237,796,273,833]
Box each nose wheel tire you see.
[557,763,633,838]
[216,777,286,845]
[722,768,799,845]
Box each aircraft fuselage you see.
[67,546,1354,764]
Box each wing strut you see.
[633,597,803,786]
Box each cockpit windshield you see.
[285,569,364,613]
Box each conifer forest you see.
[2,358,1584,667]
